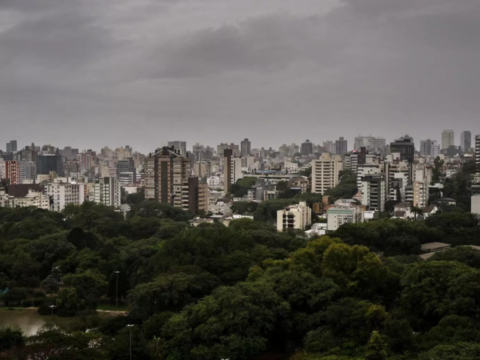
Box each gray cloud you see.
[1,0,479,152]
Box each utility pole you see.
[127,324,134,360]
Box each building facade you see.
[327,207,357,232]
[277,201,312,232]
[5,161,20,185]
[240,138,251,157]
[335,137,348,156]
[300,140,313,156]
[461,131,472,151]
[93,177,122,208]
[46,182,86,212]
[360,175,386,211]
[311,153,343,194]
[390,136,415,163]
[442,130,455,150]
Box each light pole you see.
[49,305,56,316]
[114,271,120,309]
[126,324,134,360]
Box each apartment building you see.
[5,161,20,185]
[277,201,312,232]
[222,149,243,193]
[360,175,386,211]
[45,181,86,212]
[93,177,122,208]
[311,153,343,194]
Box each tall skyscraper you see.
[167,141,187,156]
[6,140,17,153]
[335,137,348,156]
[441,130,455,150]
[460,131,472,151]
[390,136,415,163]
[300,140,313,156]
[240,138,251,157]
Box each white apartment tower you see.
[311,154,343,194]
[277,201,312,232]
[93,177,122,208]
[45,182,86,212]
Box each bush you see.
[21,297,45,307]
[2,288,28,306]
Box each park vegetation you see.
[0,198,479,360]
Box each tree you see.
[365,331,388,360]
[40,275,61,295]
[162,282,290,360]
[432,157,444,183]
[418,343,480,360]
[401,261,480,323]
[410,206,424,221]
[63,270,108,308]
[126,188,145,205]
[128,271,221,320]
[0,327,24,352]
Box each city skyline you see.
[2,130,479,155]
[1,0,480,152]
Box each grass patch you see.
[97,303,129,312]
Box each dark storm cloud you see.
[1,0,479,152]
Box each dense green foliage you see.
[325,170,358,201]
[231,177,258,197]
[0,201,479,360]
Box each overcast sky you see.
[1,0,480,153]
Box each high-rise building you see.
[311,153,343,194]
[19,161,37,183]
[354,136,386,153]
[144,146,207,213]
[116,158,136,183]
[323,141,336,154]
[431,141,440,158]
[5,161,20,185]
[217,143,240,157]
[360,175,386,212]
[300,140,313,156]
[390,136,415,163]
[6,141,17,153]
[36,152,64,176]
[62,147,79,161]
[222,149,242,193]
[460,131,472,152]
[441,130,455,150]
[277,202,312,232]
[420,139,433,156]
[167,141,187,156]
[476,134,480,174]
[93,177,121,208]
[240,138,251,157]
[335,137,348,156]
[144,146,190,204]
